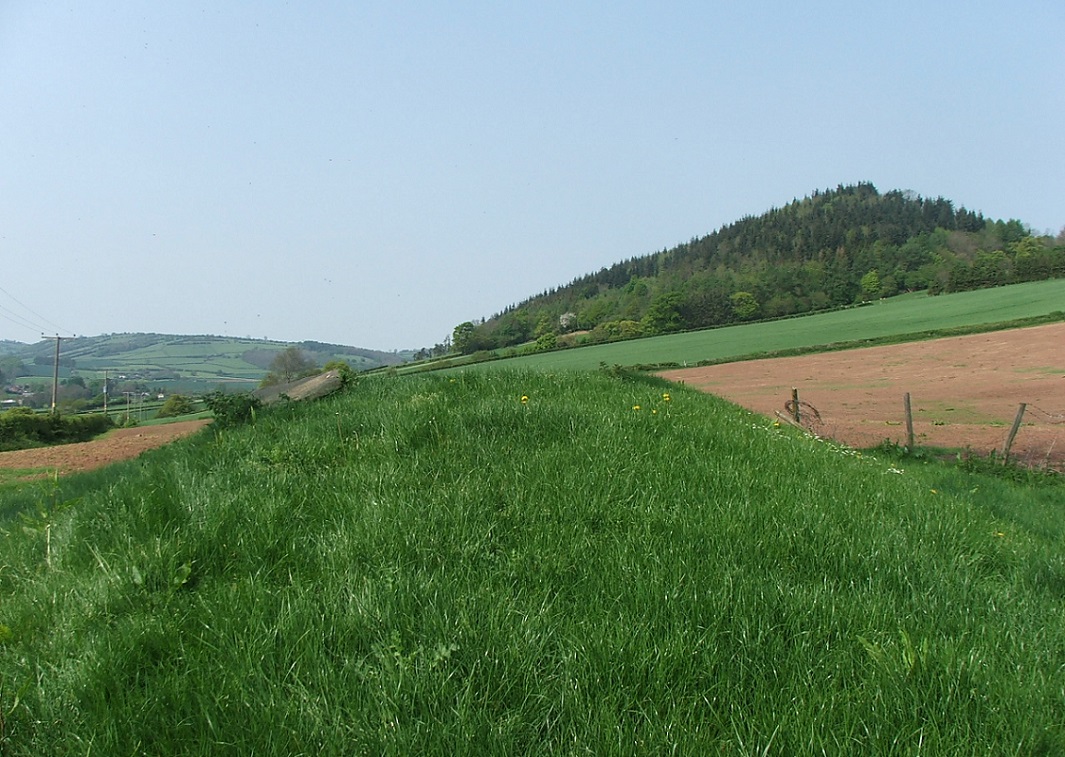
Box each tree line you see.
[445,183,1064,355]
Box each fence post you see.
[1002,403,1027,463]
[791,388,800,424]
[904,392,914,451]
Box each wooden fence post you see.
[791,388,800,424]
[904,392,914,451]
[1002,403,1027,463]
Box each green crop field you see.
[456,279,1065,372]
[1,369,1063,753]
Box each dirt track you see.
[659,322,1065,468]
[0,419,211,478]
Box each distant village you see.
[1,384,35,408]
[2,372,166,412]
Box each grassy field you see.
[446,279,1065,372]
[76,342,264,378]
[1,369,1063,754]
[60,336,279,380]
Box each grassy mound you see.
[1,370,1063,754]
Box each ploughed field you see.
[0,419,210,478]
[660,322,1065,469]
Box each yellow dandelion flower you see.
[662,393,671,402]
[632,404,641,411]
[520,395,529,404]
[652,409,658,415]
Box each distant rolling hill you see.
[0,333,412,391]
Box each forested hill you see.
[453,183,1063,354]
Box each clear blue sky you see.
[1,1,1062,351]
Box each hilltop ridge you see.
[451,183,1063,355]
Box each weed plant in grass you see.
[1,369,1063,754]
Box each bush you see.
[202,391,261,428]
[156,394,195,419]
[63,413,114,440]
[322,360,357,387]
[0,408,114,452]
[535,332,557,351]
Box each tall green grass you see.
[1,370,1063,754]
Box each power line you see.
[0,302,48,334]
[0,283,74,337]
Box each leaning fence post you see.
[791,388,800,424]
[1002,403,1027,464]
[904,392,915,451]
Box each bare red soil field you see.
[660,322,1065,469]
[0,419,210,478]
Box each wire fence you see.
[779,391,1065,472]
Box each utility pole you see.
[103,370,108,415]
[46,334,62,415]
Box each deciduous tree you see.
[860,269,881,301]
[730,291,759,321]
[261,347,318,386]
[451,322,476,354]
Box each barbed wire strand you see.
[1027,405,1065,424]
[783,399,823,428]
[779,396,1064,472]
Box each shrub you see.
[202,391,261,427]
[0,408,113,451]
[156,394,195,419]
[535,332,557,351]
[322,360,357,387]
